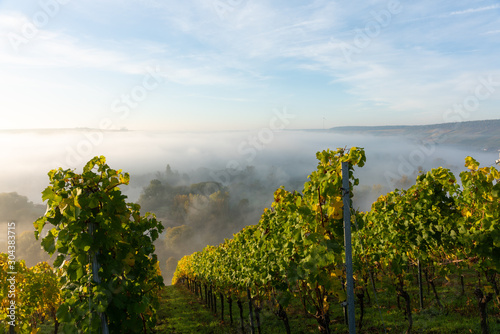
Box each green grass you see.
[156,277,500,334]
[154,284,321,333]
[20,273,500,333]
[154,284,237,333]
[325,272,500,334]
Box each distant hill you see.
[329,119,500,151]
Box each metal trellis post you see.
[342,161,356,334]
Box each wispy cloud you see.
[484,29,500,35]
[0,11,253,86]
[449,4,500,16]
[0,0,499,130]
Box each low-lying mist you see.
[1,129,497,282]
[2,129,496,202]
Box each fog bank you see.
[1,129,497,205]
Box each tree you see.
[34,156,164,333]
[0,192,45,224]
[16,230,51,267]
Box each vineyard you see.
[0,149,499,333]
[172,148,500,334]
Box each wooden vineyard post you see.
[342,161,356,334]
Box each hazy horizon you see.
[2,116,500,132]
[2,129,498,207]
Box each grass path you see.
[154,283,500,334]
[154,284,319,334]
[154,284,236,334]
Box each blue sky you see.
[0,0,499,131]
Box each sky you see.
[0,0,499,131]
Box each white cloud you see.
[484,29,500,35]
[449,4,500,16]
[0,10,254,87]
